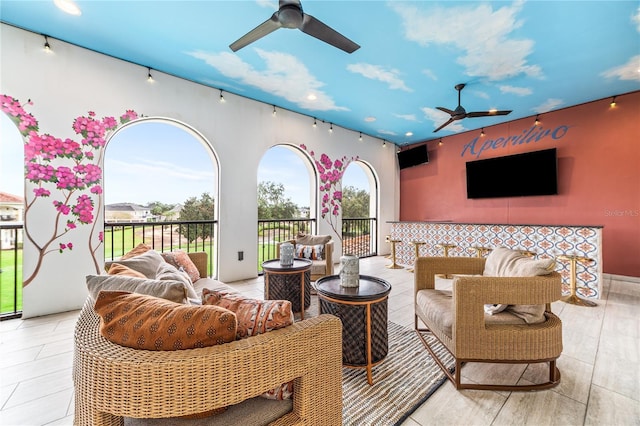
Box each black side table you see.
[262,258,312,319]
[315,275,392,385]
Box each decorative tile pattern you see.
[389,222,602,299]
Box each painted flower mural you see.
[0,94,138,285]
[300,144,358,241]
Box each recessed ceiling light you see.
[54,0,82,16]
[405,131,413,137]
[364,116,376,122]
[307,93,317,101]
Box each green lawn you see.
[1,249,23,314]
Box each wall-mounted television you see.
[398,145,429,169]
[466,148,558,199]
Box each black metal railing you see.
[104,220,218,277]
[257,218,316,273]
[0,223,23,320]
[343,217,377,258]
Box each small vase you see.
[340,254,360,287]
[279,242,294,266]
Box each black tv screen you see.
[398,145,429,169]
[466,148,558,199]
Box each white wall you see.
[0,24,399,318]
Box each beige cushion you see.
[113,250,165,279]
[295,233,331,246]
[416,289,527,339]
[310,260,328,276]
[483,247,555,324]
[484,247,556,277]
[94,291,237,351]
[86,274,188,304]
[156,262,199,301]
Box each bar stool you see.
[407,241,426,273]
[471,246,492,257]
[557,254,597,307]
[386,239,404,269]
[436,243,457,257]
[384,235,392,259]
[435,243,456,278]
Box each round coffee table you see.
[315,275,392,385]
[262,258,312,319]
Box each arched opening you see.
[341,160,379,258]
[0,112,25,317]
[257,144,315,272]
[103,118,220,276]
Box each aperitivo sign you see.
[460,124,571,158]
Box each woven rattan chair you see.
[414,256,563,391]
[74,252,343,425]
[277,236,334,281]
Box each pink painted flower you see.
[99,231,104,242]
[53,201,71,215]
[66,221,76,229]
[90,185,103,194]
[33,187,51,197]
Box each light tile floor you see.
[1,256,638,425]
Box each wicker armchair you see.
[414,256,563,391]
[277,235,334,281]
[74,251,343,425]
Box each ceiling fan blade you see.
[229,13,282,52]
[433,118,455,133]
[466,110,512,118]
[300,14,360,53]
[436,106,455,115]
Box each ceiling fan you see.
[229,0,360,54]
[433,83,512,132]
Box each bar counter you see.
[389,221,603,299]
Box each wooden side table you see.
[262,258,312,319]
[316,275,392,385]
[557,254,597,307]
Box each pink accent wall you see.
[400,91,640,277]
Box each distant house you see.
[0,191,24,248]
[162,204,182,221]
[104,203,151,222]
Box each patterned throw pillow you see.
[121,243,152,260]
[107,263,146,278]
[295,244,324,260]
[161,251,201,283]
[201,289,295,401]
[201,289,294,339]
[94,290,237,350]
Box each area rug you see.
[342,322,454,426]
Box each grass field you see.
[0,249,23,315]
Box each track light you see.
[312,117,317,128]
[219,90,225,103]
[43,35,51,52]
[383,140,387,147]
[438,138,443,146]
[480,128,485,137]
[610,96,616,108]
[329,123,333,133]
[272,105,277,116]
[147,67,154,83]
[359,132,363,142]
[534,115,540,126]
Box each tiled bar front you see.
[389,222,603,299]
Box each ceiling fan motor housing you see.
[279,4,303,28]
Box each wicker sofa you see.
[74,252,343,425]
